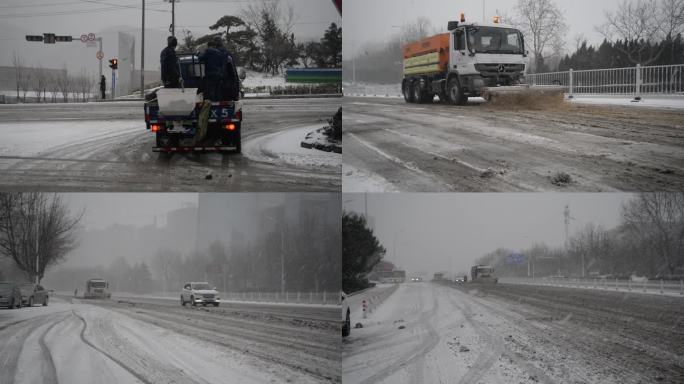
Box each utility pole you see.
[164,0,179,37]
[141,0,145,98]
[97,37,103,80]
[483,0,486,22]
[280,224,285,294]
[564,205,577,276]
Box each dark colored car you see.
[19,283,49,307]
[0,282,22,309]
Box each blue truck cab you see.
[144,54,242,154]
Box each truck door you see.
[451,28,467,72]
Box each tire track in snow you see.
[443,288,557,384]
[72,310,152,384]
[358,285,441,384]
[37,313,66,384]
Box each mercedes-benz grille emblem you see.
[497,64,506,72]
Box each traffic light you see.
[43,33,56,44]
[55,36,73,42]
[26,35,44,42]
[109,58,118,70]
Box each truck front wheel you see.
[403,81,415,103]
[448,79,468,106]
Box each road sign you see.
[506,253,525,265]
[88,33,95,41]
[80,34,88,43]
[96,51,104,60]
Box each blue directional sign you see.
[506,253,525,265]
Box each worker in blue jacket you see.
[212,36,240,100]
[198,39,225,101]
[160,36,181,88]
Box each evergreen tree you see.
[342,212,386,293]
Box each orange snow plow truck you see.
[402,13,563,105]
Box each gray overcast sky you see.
[64,193,197,230]
[343,193,632,278]
[343,0,624,57]
[0,0,340,70]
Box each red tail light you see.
[235,110,242,120]
[151,124,161,132]
[225,123,236,131]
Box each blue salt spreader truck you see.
[144,54,243,154]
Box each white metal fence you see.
[500,277,684,296]
[526,64,684,98]
[220,291,338,305]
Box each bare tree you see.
[30,65,49,103]
[242,0,297,74]
[57,67,71,103]
[659,0,684,38]
[152,249,182,293]
[46,73,60,103]
[12,52,32,102]
[0,193,82,283]
[242,0,296,36]
[596,0,681,65]
[11,51,25,101]
[622,193,684,275]
[513,0,569,73]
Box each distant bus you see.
[470,265,498,284]
[84,278,111,299]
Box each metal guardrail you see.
[526,64,684,99]
[220,291,338,305]
[112,291,339,305]
[500,277,684,296]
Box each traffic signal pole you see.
[141,0,145,98]
[98,37,103,79]
[112,69,116,99]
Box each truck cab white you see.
[181,282,220,307]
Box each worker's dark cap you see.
[167,36,178,45]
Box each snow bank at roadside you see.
[243,124,341,168]
[569,95,684,110]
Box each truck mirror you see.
[447,21,459,31]
[238,68,247,80]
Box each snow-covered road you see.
[0,296,341,384]
[343,282,684,384]
[0,98,341,191]
[343,97,684,192]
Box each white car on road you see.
[181,282,220,307]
